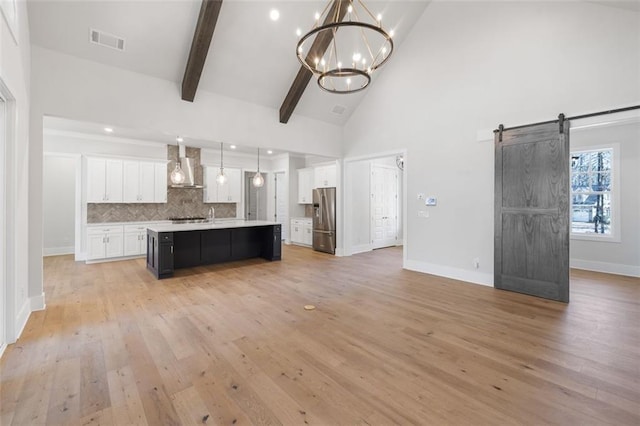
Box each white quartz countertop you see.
[146,220,279,233]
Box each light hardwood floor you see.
[1,246,639,425]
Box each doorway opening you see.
[244,171,267,221]
[371,162,400,249]
[343,151,406,264]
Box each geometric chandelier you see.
[296,0,394,94]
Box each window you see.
[570,146,618,240]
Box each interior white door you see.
[274,172,287,240]
[371,164,398,249]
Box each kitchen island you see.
[146,220,281,279]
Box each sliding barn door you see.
[495,118,570,302]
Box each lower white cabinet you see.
[124,224,149,256]
[86,222,163,261]
[86,225,124,260]
[290,218,312,246]
[303,221,313,246]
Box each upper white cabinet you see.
[204,166,242,203]
[314,164,337,188]
[88,157,166,204]
[297,168,314,204]
[86,157,123,203]
[154,163,168,203]
[123,160,166,203]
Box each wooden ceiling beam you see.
[279,0,350,124]
[181,0,223,102]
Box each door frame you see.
[273,170,288,241]
[0,79,16,353]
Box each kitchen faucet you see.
[208,206,215,222]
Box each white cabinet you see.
[291,218,312,246]
[123,160,166,203]
[154,163,167,203]
[314,164,337,189]
[204,166,242,203]
[303,220,313,246]
[86,225,124,260]
[87,158,123,203]
[297,168,314,204]
[124,224,148,256]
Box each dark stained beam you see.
[279,0,350,124]
[181,0,223,102]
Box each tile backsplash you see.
[304,204,314,217]
[87,145,237,223]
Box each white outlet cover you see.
[425,197,437,206]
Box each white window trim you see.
[570,142,621,243]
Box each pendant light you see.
[216,142,227,185]
[252,148,264,188]
[170,141,186,185]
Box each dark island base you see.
[147,224,281,279]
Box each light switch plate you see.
[418,210,429,218]
[425,197,437,206]
[417,193,425,200]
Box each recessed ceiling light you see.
[267,150,273,155]
[230,145,236,149]
[104,127,113,133]
[296,28,302,37]
[176,136,184,143]
[270,9,279,21]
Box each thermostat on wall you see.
[425,197,437,206]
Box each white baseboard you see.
[570,258,640,277]
[31,292,46,311]
[85,254,145,264]
[15,299,31,341]
[0,342,6,359]
[404,259,494,287]
[43,246,74,256]
[335,247,345,257]
[348,244,373,256]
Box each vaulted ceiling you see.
[28,0,430,126]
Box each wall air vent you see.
[89,28,125,51]
[331,105,347,115]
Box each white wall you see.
[42,154,76,255]
[346,160,371,253]
[1,0,35,349]
[570,121,640,276]
[343,1,640,285]
[44,130,167,159]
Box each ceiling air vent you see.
[89,28,125,51]
[331,105,347,115]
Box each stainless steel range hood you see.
[170,157,203,188]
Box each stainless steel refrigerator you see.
[312,187,336,254]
